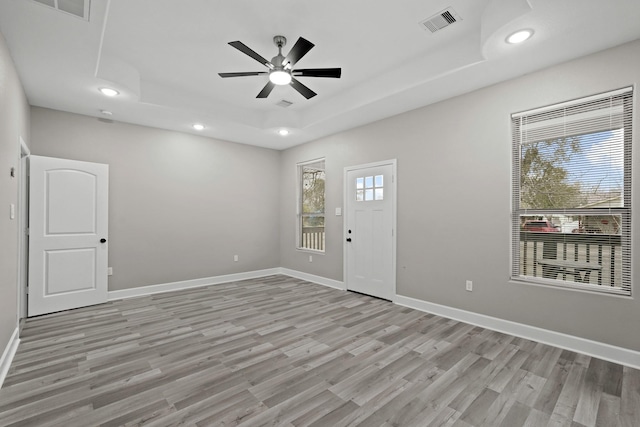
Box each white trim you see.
[19,137,30,156]
[279,268,346,290]
[108,268,281,300]
[395,294,640,370]
[108,268,345,301]
[17,137,29,321]
[0,327,20,389]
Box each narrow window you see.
[298,159,325,252]
[511,88,632,295]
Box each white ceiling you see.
[1,0,639,150]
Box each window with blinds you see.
[298,159,326,252]
[511,87,632,295]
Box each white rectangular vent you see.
[31,0,90,20]
[275,99,294,108]
[420,8,461,33]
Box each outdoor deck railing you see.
[301,229,622,286]
[301,227,325,251]
[519,231,622,287]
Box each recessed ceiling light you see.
[100,110,113,116]
[99,87,119,97]
[192,124,205,131]
[506,29,534,44]
[278,129,289,136]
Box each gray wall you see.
[0,33,29,355]
[3,35,638,361]
[280,40,640,352]
[30,108,281,290]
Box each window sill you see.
[510,276,632,299]
[296,247,325,255]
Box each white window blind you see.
[511,87,632,295]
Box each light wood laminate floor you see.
[1,275,638,426]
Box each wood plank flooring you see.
[1,275,638,426]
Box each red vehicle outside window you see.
[522,220,560,232]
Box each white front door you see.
[344,160,396,300]
[28,156,109,316]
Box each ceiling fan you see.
[218,35,341,100]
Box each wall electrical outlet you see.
[466,280,473,292]
[234,255,239,262]
[309,255,313,263]
[107,267,113,276]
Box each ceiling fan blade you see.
[283,37,315,68]
[228,41,274,69]
[290,77,317,99]
[292,68,341,78]
[218,71,268,78]
[257,81,276,98]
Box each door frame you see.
[343,159,397,301]
[17,138,30,322]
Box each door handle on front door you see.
[100,238,107,243]
[346,238,352,242]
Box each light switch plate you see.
[335,207,342,216]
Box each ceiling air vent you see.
[275,99,294,108]
[420,7,461,33]
[31,0,90,21]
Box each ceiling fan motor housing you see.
[272,35,288,69]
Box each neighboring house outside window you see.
[298,159,325,252]
[511,88,632,295]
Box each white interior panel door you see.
[345,161,396,300]
[28,155,109,316]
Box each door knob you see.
[346,238,352,242]
[100,238,107,243]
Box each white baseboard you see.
[105,268,639,369]
[0,326,20,389]
[278,268,346,290]
[395,294,640,370]
[108,268,345,301]
[108,268,281,300]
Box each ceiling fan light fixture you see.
[269,70,292,85]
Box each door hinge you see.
[25,227,29,236]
